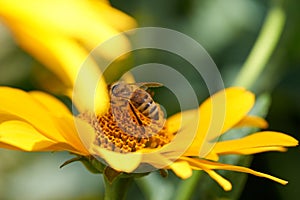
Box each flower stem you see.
[173,171,202,200]
[233,0,286,89]
[103,176,133,200]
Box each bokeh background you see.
[0,0,299,199]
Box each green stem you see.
[233,1,286,88]
[174,171,202,200]
[103,176,133,200]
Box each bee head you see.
[110,81,132,98]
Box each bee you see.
[109,81,165,137]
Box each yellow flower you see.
[0,0,136,114]
[0,84,297,191]
[0,0,297,192]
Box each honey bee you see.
[109,81,165,137]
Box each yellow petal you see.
[185,158,288,185]
[90,0,137,31]
[163,110,200,160]
[176,157,233,190]
[182,87,255,157]
[0,87,67,142]
[0,0,135,83]
[203,168,232,191]
[72,57,110,115]
[0,87,89,155]
[138,149,178,170]
[10,26,109,115]
[169,161,193,179]
[0,0,134,115]
[212,131,298,154]
[73,117,97,154]
[0,142,23,151]
[0,120,71,152]
[7,25,81,87]
[205,146,287,161]
[234,116,268,129]
[55,116,90,155]
[29,91,71,117]
[165,112,182,136]
[199,87,255,137]
[202,152,219,161]
[91,146,142,173]
[0,0,136,47]
[166,109,198,136]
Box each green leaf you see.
[60,155,106,174]
[104,167,122,184]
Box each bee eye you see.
[111,83,129,97]
[111,84,119,94]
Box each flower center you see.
[79,108,171,153]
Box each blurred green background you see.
[0,0,299,199]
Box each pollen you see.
[78,108,172,153]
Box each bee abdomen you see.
[139,102,157,118]
[148,105,160,120]
[132,93,159,120]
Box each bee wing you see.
[134,82,163,90]
[128,101,144,125]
